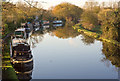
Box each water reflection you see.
[13,61,33,80]
[52,22,80,39]
[81,33,95,45]
[118,68,120,81]
[43,25,50,29]
[22,22,120,79]
[101,42,120,80]
[31,22,120,69]
[28,31,44,48]
[102,42,120,67]
[28,22,67,48]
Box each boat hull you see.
[11,57,33,64]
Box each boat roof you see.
[53,20,62,23]
[43,20,49,22]
[15,28,25,32]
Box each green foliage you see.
[98,9,120,42]
[102,42,120,67]
[81,11,99,30]
[52,2,83,22]
[2,68,18,80]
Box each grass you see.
[2,67,19,81]
[2,53,18,80]
[2,38,18,80]
[73,23,101,39]
[73,23,120,47]
[92,25,102,34]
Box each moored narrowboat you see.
[13,61,33,80]
[53,20,63,24]
[10,43,33,64]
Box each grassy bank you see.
[2,56,18,80]
[2,66,18,80]
[2,38,18,80]
[73,23,120,46]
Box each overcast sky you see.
[7,0,120,9]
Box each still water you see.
[29,23,119,79]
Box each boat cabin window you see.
[15,31,24,38]
[17,53,28,56]
[13,52,30,58]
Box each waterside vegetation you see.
[2,0,120,79]
[72,1,120,46]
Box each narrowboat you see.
[53,20,63,24]
[13,28,27,39]
[43,20,50,29]
[53,23,63,27]
[10,42,33,64]
[13,61,33,80]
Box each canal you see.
[27,22,120,79]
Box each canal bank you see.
[2,23,34,80]
[2,38,18,80]
[73,23,120,47]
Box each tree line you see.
[2,1,54,37]
[2,0,120,42]
[52,1,120,42]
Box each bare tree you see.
[101,2,105,8]
[84,0,99,10]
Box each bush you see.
[98,9,120,42]
[80,11,99,30]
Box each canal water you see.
[28,23,119,79]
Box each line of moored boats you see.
[9,25,33,80]
[10,20,63,64]
[9,20,63,80]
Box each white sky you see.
[7,0,120,9]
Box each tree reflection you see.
[101,42,120,80]
[102,42,120,67]
[13,62,33,81]
[81,33,95,45]
[52,21,80,39]
[28,31,44,48]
